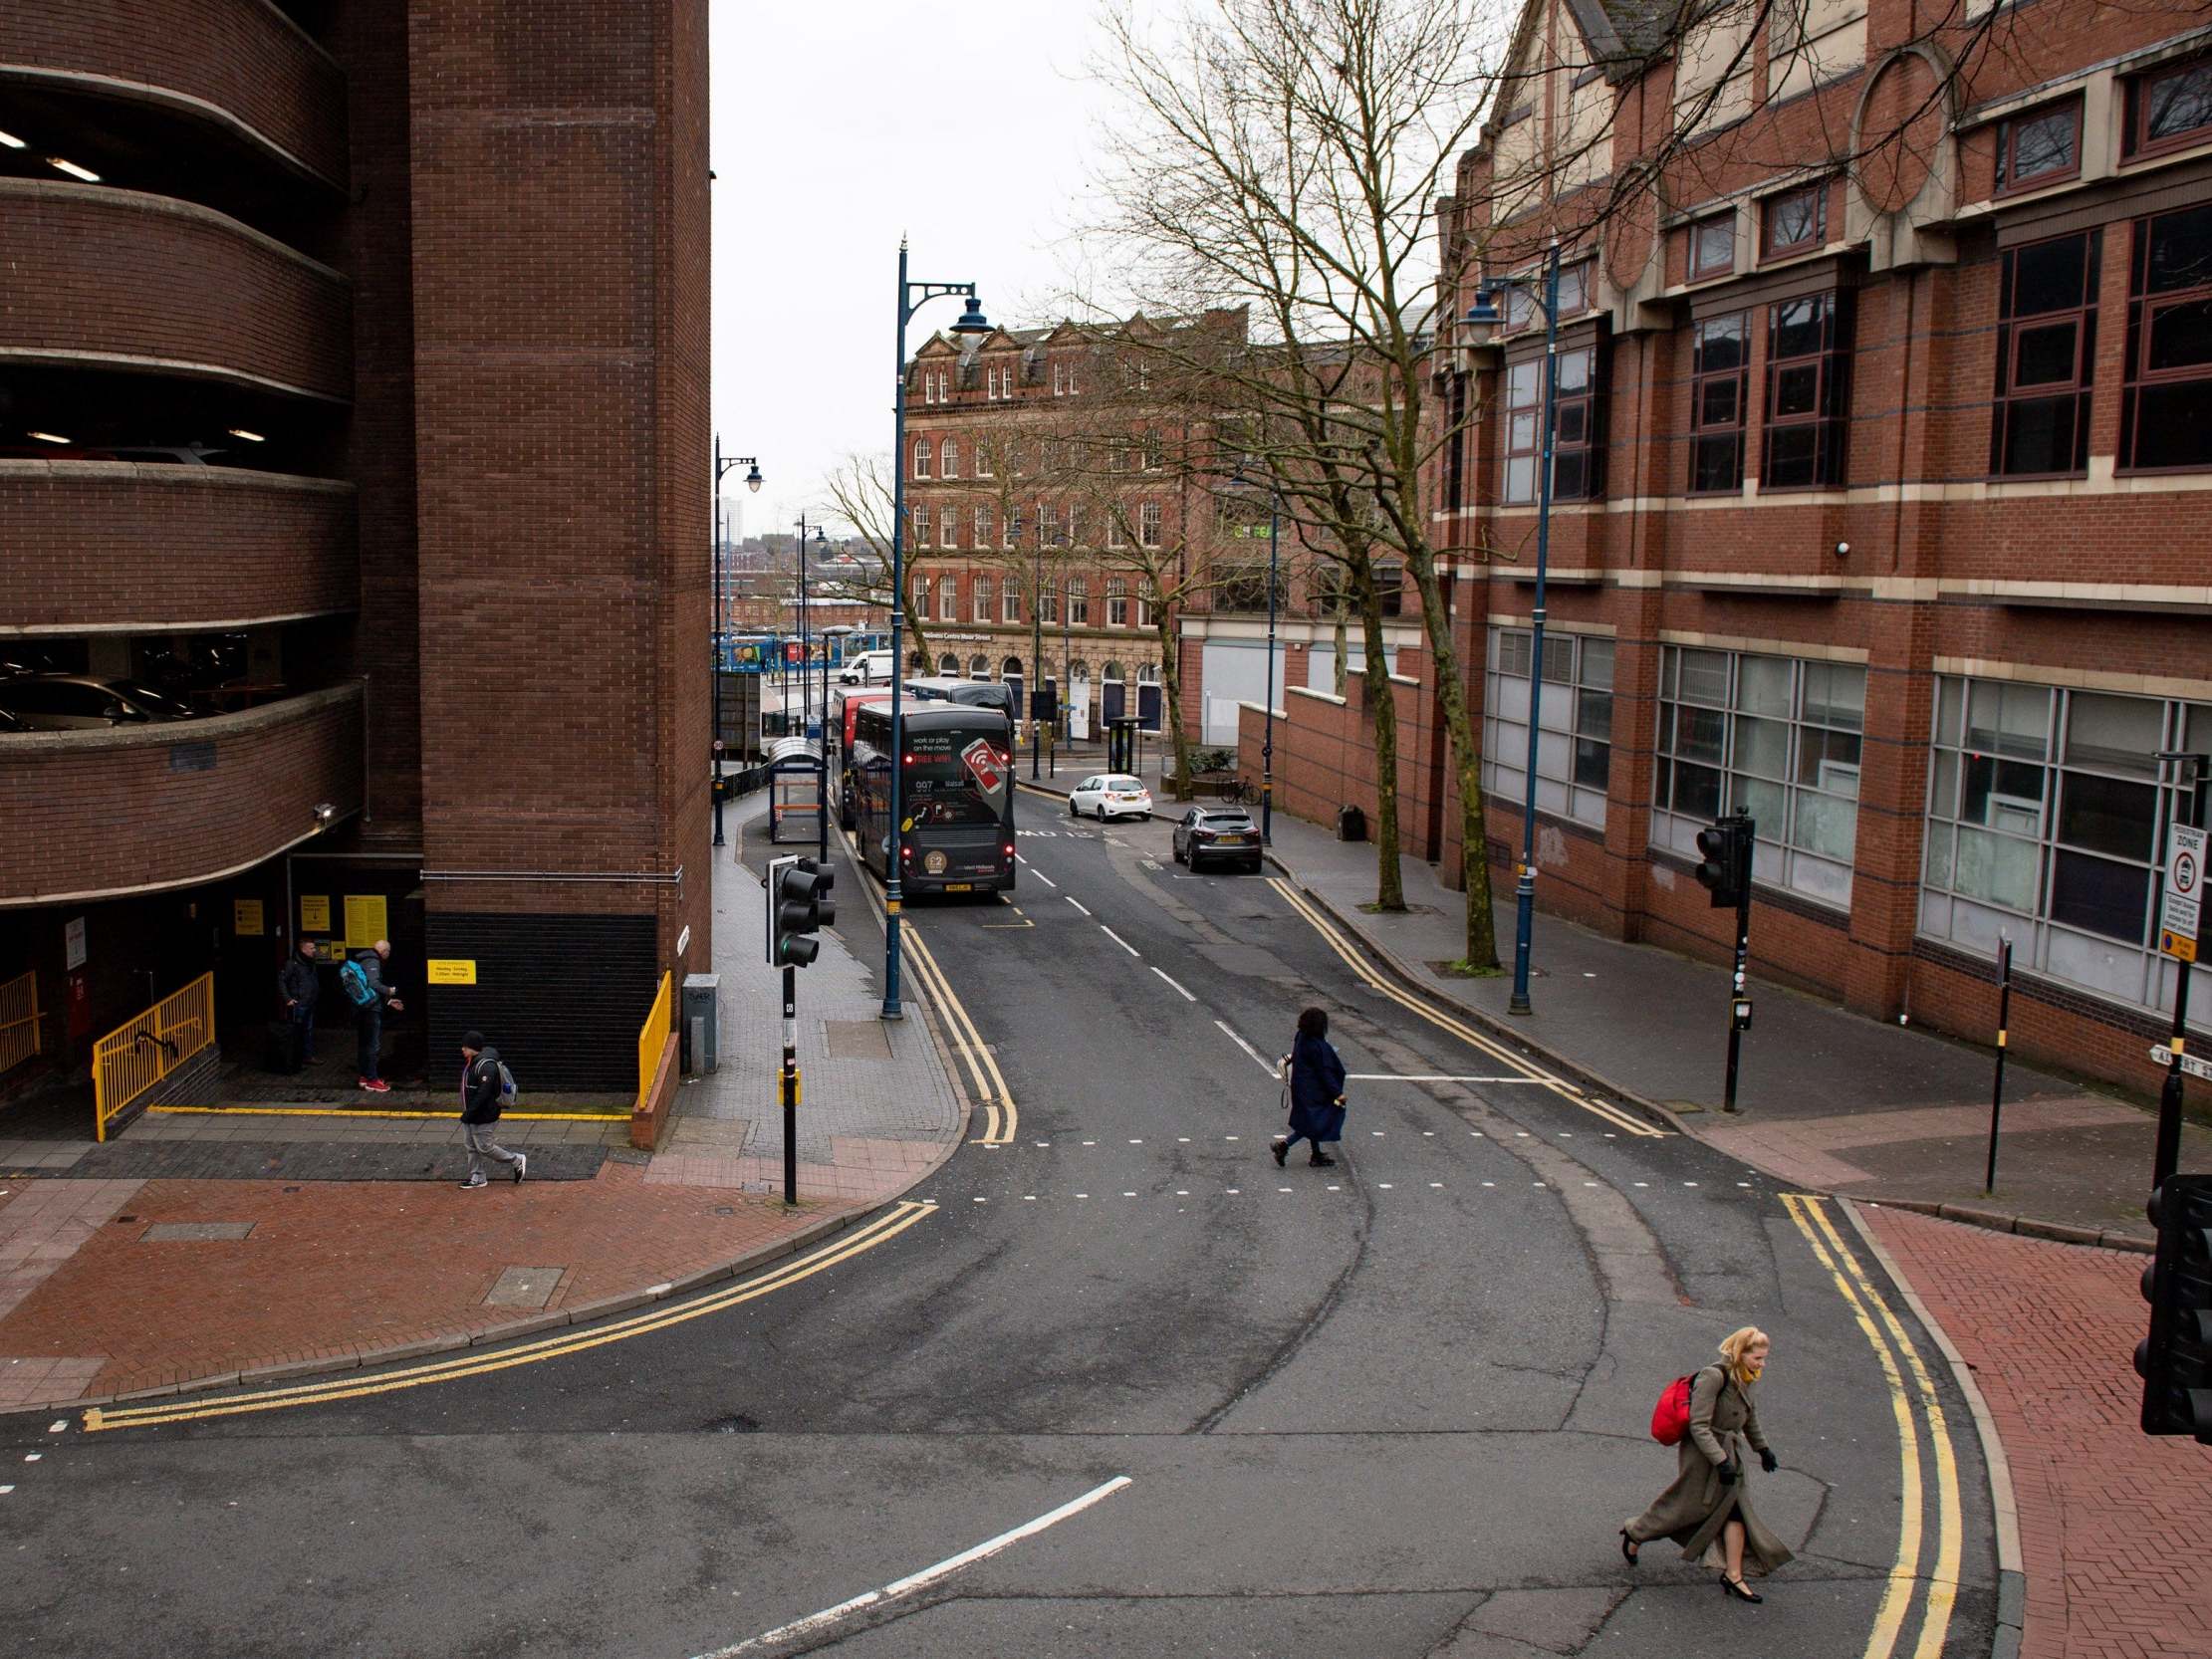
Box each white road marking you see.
[1100,926,1140,957]
[1214,1021,1277,1075]
[1343,1073,1548,1083]
[1030,867,1059,888]
[1150,967,1196,1002]
[1065,895,1090,915]
[699,1477,1133,1657]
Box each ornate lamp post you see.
[883,242,989,1021]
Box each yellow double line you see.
[1782,1195,1960,1659]
[1267,877,1663,1137]
[899,922,1019,1145]
[83,1201,938,1433]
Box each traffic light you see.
[1695,814,1755,909]
[2136,1173,2212,1440]
[767,855,836,968]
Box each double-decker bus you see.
[849,702,1016,894]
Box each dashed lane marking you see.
[1100,925,1140,958]
[1151,967,1196,1002]
[1215,1021,1277,1076]
[1066,897,1093,916]
[83,1203,939,1433]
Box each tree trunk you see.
[1333,613,1349,698]
[901,592,930,674]
[1353,574,1405,912]
[1156,608,1195,800]
[1402,553,1498,969]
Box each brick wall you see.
[0,180,352,398]
[0,0,350,183]
[404,1,710,1081]
[0,462,356,631]
[0,686,365,906]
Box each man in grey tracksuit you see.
[458,1030,525,1189]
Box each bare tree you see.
[818,451,930,669]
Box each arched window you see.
[1070,659,1092,684]
[913,438,931,479]
[907,650,927,673]
[1103,661,1125,682]
[969,654,990,680]
[938,652,959,674]
[1136,663,1159,684]
[1001,655,1024,679]
[941,437,959,478]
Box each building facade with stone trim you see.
[1263,0,2212,1100]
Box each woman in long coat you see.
[1621,1325,1793,1602]
[1272,1006,1347,1168]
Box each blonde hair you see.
[1718,1325,1770,1384]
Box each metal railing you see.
[93,972,214,1141]
[0,970,40,1077]
[636,970,672,1115]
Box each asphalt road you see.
[0,799,1997,1659]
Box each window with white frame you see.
[1003,577,1022,622]
[912,503,931,546]
[974,575,993,622]
[936,574,957,620]
[1106,511,1126,548]
[976,439,994,477]
[1069,578,1090,625]
[974,504,993,548]
[913,438,932,479]
[1140,502,1162,546]
[938,509,957,549]
[1648,645,1863,906]
[1483,628,1612,830]
[1106,576,1128,626]
[1039,581,1060,624]
[941,437,959,478]
[1053,362,1067,395]
[1919,678,2212,1017]
[1137,585,1157,627]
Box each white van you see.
[837,649,893,685]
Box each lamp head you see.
[951,295,991,335]
[1463,286,1503,327]
[745,463,764,494]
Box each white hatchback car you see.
[1070,774,1153,821]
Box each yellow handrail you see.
[636,970,672,1114]
[93,972,214,1142]
[0,970,40,1077]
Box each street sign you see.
[2148,1043,2212,1084]
[2160,822,2204,962]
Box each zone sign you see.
[2160,822,2204,963]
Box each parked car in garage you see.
[0,675,199,730]
[1172,807,1263,872]
[1070,774,1152,821]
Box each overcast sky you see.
[708,3,1121,542]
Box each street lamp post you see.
[1466,242,1562,1017]
[795,515,828,861]
[710,437,763,847]
[1263,483,1278,845]
[883,241,990,1022]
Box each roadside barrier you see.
[0,970,40,1077]
[636,969,672,1115]
[93,972,213,1141]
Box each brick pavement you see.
[1862,1206,2212,1659]
[0,1164,864,1408]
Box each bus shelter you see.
[765,736,828,851]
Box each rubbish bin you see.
[681,973,720,1074]
[1339,804,1367,842]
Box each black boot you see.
[1310,1151,1336,1167]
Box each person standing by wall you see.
[277,937,320,1065]
[1620,1326,1792,1603]
[457,1030,525,1189]
[1272,1005,1348,1169]
[344,939,402,1094]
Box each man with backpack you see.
[341,940,403,1093]
[458,1030,525,1188]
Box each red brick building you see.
[0,2,710,1096]
[1265,0,2212,1099]
[902,315,1428,755]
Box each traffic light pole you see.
[1723,874,1751,1114]
[781,963,799,1206]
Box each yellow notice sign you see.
[233,898,264,936]
[426,959,478,986]
[300,894,331,933]
[344,895,388,949]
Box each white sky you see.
[709,2,1121,541]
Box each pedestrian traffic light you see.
[1695,814,1755,909]
[766,855,836,968]
[2136,1172,2212,1440]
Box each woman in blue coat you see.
[1273,1006,1348,1168]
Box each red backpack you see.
[1650,1366,1716,1445]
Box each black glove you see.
[1760,1448,1778,1474]
[1717,1460,1739,1486]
